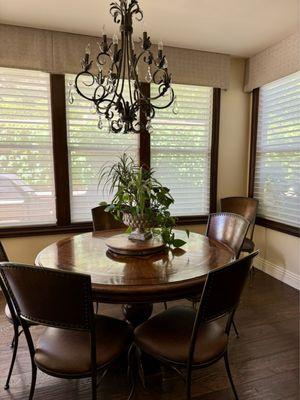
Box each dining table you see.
[35,229,234,326]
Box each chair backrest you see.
[0,241,9,262]
[197,251,258,325]
[220,197,258,239]
[206,212,250,258]
[0,263,94,331]
[92,205,125,231]
[187,251,259,367]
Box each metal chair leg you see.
[163,302,168,310]
[186,365,192,400]
[91,372,98,400]
[127,344,137,400]
[10,333,15,349]
[4,326,19,390]
[232,319,240,338]
[224,352,239,400]
[28,360,37,400]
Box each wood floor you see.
[0,269,299,400]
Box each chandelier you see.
[71,0,175,134]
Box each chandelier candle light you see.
[71,0,176,134]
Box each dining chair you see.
[220,197,259,254]
[92,205,126,231]
[134,250,259,400]
[206,212,250,337]
[206,212,250,259]
[0,263,133,400]
[187,212,250,337]
[0,241,30,391]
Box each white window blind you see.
[255,71,300,227]
[151,84,213,216]
[0,67,56,227]
[65,75,139,223]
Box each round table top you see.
[35,230,234,303]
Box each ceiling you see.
[0,0,298,57]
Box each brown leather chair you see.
[221,197,258,254]
[206,212,250,258]
[92,205,125,231]
[0,263,133,400]
[0,241,24,391]
[189,212,250,337]
[135,251,259,400]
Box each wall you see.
[2,58,299,291]
[253,225,300,290]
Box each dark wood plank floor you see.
[0,270,299,400]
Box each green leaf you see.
[172,239,186,248]
[99,201,108,206]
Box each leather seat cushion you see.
[35,315,133,375]
[242,238,255,253]
[135,306,228,365]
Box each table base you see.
[122,303,153,327]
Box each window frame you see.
[248,87,300,238]
[0,74,220,238]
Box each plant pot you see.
[122,213,153,241]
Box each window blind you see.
[65,75,139,223]
[254,71,300,227]
[0,67,56,227]
[151,84,213,216]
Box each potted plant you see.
[98,153,188,248]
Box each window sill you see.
[0,223,93,238]
[256,217,300,238]
[0,216,208,238]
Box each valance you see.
[0,24,230,89]
[244,32,300,92]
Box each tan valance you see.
[0,24,230,89]
[244,32,300,92]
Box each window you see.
[254,71,300,228]
[151,84,213,216]
[65,75,139,222]
[0,72,219,236]
[0,68,56,227]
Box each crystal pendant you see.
[98,115,103,129]
[145,66,152,83]
[90,103,96,114]
[163,57,168,69]
[146,119,153,133]
[68,82,75,104]
[172,95,178,115]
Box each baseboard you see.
[255,257,300,290]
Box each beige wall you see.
[1,58,299,290]
[218,58,250,201]
[1,234,70,265]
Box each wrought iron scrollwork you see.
[73,0,175,134]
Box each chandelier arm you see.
[151,86,175,110]
[74,72,97,102]
[106,32,125,119]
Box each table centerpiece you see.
[98,153,188,249]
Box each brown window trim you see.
[50,74,71,226]
[248,88,300,238]
[1,78,220,238]
[0,216,209,239]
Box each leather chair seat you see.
[242,238,255,253]
[135,306,228,365]
[35,315,132,375]
[5,304,13,323]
